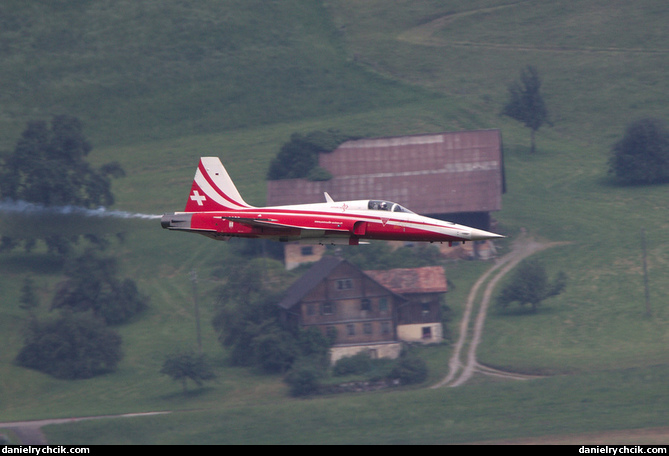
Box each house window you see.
[361,298,371,311]
[322,302,334,315]
[301,246,314,256]
[421,302,431,318]
[326,326,337,340]
[336,278,353,290]
[346,324,355,336]
[422,326,432,340]
[381,321,391,335]
[363,323,372,335]
[378,297,388,312]
[306,304,315,316]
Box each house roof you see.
[277,256,407,310]
[277,256,343,310]
[267,129,504,215]
[365,266,448,295]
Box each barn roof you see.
[365,266,448,295]
[267,129,504,215]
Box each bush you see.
[608,118,669,185]
[389,354,428,385]
[284,362,323,397]
[15,312,122,379]
[333,351,373,377]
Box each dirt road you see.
[433,234,564,388]
[0,412,170,444]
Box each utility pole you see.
[641,228,651,317]
[189,269,203,354]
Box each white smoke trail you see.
[0,199,162,220]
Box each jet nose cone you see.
[469,228,505,241]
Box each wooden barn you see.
[268,129,505,268]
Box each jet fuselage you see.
[160,157,504,246]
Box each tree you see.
[19,277,40,318]
[297,326,332,367]
[0,115,125,253]
[266,130,353,180]
[212,258,290,367]
[15,311,123,379]
[608,118,669,185]
[160,351,216,393]
[51,249,148,325]
[254,329,299,374]
[501,65,551,154]
[496,259,567,313]
[212,259,333,374]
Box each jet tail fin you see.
[184,157,254,212]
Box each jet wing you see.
[217,215,350,232]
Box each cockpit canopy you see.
[368,200,414,213]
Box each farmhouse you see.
[268,129,505,269]
[277,256,448,363]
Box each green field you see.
[1,0,668,444]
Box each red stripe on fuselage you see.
[191,207,467,243]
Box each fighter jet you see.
[161,157,504,245]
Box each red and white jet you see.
[161,157,504,245]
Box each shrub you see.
[608,118,669,185]
[15,312,122,379]
[284,363,323,397]
[333,351,372,377]
[389,354,428,385]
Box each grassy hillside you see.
[0,0,428,148]
[328,0,668,143]
[325,0,669,372]
[41,364,669,444]
[1,0,668,444]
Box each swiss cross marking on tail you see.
[190,190,206,206]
